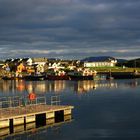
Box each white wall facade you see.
[84,61,116,67]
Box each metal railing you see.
[51,95,60,106]
[0,95,46,109]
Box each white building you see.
[84,59,117,67]
[48,62,65,70]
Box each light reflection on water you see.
[0,79,139,95]
[1,79,140,139]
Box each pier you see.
[0,114,72,139]
[0,95,74,138]
[0,104,73,128]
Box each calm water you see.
[1,79,140,139]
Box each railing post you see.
[0,101,2,109]
[9,97,12,108]
[51,95,60,106]
[44,96,46,104]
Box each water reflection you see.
[1,79,140,139]
[0,79,140,95]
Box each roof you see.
[32,57,48,62]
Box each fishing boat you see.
[46,69,69,80]
[68,68,97,80]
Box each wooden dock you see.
[0,114,72,139]
[0,104,74,129]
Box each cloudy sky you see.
[0,0,140,60]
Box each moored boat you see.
[46,69,69,80]
[2,73,24,80]
[24,74,45,81]
[68,68,97,80]
[68,74,93,80]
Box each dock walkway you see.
[0,104,73,120]
[0,103,74,129]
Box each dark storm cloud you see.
[0,0,140,59]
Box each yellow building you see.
[17,63,25,73]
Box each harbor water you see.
[0,79,140,139]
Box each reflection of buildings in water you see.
[0,79,140,94]
[26,81,67,93]
[0,80,118,94]
[16,80,26,92]
[76,81,96,94]
[26,82,33,93]
[0,80,10,93]
[0,80,17,93]
[0,80,27,94]
[94,81,118,89]
[75,80,118,93]
[26,81,46,94]
[40,81,66,93]
[53,81,66,92]
[20,81,67,94]
[0,114,72,140]
[0,80,68,94]
[95,80,140,89]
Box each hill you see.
[81,56,116,62]
[117,58,140,68]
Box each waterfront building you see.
[48,62,65,70]
[84,57,117,67]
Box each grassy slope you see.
[90,67,140,73]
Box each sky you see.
[0,0,140,60]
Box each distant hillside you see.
[125,58,140,68]
[117,58,140,68]
[116,59,127,63]
[81,56,116,62]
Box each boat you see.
[68,68,97,80]
[24,74,45,81]
[46,69,69,80]
[47,75,69,80]
[2,73,24,80]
